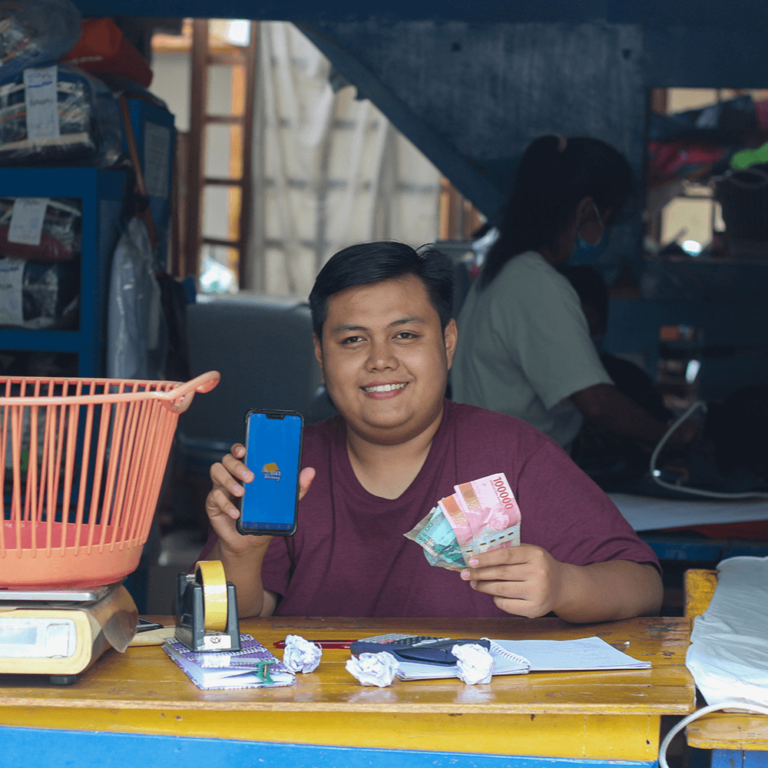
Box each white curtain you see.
[248,22,441,296]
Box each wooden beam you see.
[238,21,258,290]
[184,19,210,279]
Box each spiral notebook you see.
[394,636,651,681]
[163,632,295,690]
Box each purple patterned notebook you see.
[163,632,295,690]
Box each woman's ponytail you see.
[479,135,634,289]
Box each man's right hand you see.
[205,443,316,554]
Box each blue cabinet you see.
[0,168,127,377]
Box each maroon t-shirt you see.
[257,399,659,618]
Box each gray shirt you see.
[451,251,612,450]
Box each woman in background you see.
[452,134,696,453]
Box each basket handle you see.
[157,370,221,414]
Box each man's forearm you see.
[554,560,663,623]
[207,541,274,617]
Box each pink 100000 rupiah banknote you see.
[405,473,522,568]
[452,473,521,559]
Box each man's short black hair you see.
[309,241,454,338]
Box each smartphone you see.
[236,409,303,536]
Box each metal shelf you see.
[0,168,128,377]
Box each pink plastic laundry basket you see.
[0,371,219,589]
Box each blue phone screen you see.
[240,412,302,532]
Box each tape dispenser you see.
[175,560,241,652]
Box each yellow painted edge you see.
[684,569,718,620]
[0,708,660,761]
[687,735,768,750]
[687,716,768,750]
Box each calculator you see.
[349,633,491,666]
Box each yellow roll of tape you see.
[195,560,228,632]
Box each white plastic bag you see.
[686,556,768,708]
[107,217,164,380]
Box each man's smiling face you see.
[314,274,457,446]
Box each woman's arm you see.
[572,382,698,448]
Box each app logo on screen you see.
[262,462,281,480]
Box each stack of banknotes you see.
[405,473,521,569]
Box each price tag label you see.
[24,66,60,141]
[8,198,49,247]
[0,259,24,325]
[143,122,172,200]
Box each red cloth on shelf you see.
[63,19,152,88]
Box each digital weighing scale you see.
[0,582,138,684]
[0,371,220,685]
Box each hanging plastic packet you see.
[0,257,79,329]
[0,197,81,261]
[0,64,122,167]
[106,217,165,380]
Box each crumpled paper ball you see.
[282,634,322,673]
[345,652,399,687]
[452,643,495,685]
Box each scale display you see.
[0,618,77,659]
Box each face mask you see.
[570,203,605,265]
[570,236,601,265]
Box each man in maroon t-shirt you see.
[204,242,662,622]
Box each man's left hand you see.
[460,544,568,618]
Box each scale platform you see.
[0,582,138,684]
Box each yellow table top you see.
[0,615,696,760]
[0,615,693,714]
